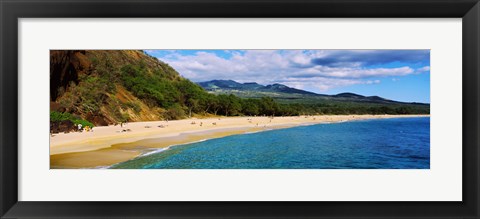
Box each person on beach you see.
[77,123,83,132]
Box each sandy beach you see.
[50,114,429,168]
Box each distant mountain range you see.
[198,79,318,95]
[198,79,428,105]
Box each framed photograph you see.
[1,0,479,218]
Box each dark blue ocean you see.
[111,117,430,169]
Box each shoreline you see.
[50,114,429,169]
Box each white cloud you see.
[280,77,381,92]
[293,66,414,78]
[416,66,430,73]
[154,50,429,92]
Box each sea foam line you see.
[139,139,209,157]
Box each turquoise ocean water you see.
[111,117,430,169]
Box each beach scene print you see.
[50,50,430,169]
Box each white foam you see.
[139,139,209,157]
[245,130,263,134]
[140,147,170,157]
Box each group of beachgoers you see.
[190,121,218,127]
[76,123,93,132]
[135,116,280,131]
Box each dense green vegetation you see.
[50,111,95,128]
[121,64,181,108]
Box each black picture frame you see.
[1,0,479,218]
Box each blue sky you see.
[145,50,430,103]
